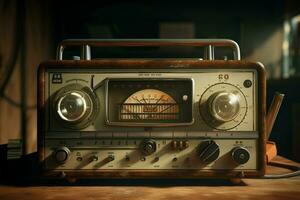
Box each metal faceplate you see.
[43,67,259,171]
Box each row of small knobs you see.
[54,140,158,162]
[54,140,250,165]
[54,148,115,164]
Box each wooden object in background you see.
[266,141,277,163]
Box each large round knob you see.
[231,147,250,165]
[198,140,220,163]
[54,84,98,129]
[54,146,70,163]
[140,139,157,155]
[57,91,89,122]
[209,92,240,122]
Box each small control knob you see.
[183,140,189,149]
[208,92,240,122]
[90,155,98,162]
[198,140,220,163]
[107,155,115,162]
[231,147,250,165]
[140,139,157,155]
[54,147,70,163]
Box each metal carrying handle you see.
[56,39,241,61]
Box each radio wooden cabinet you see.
[38,39,266,179]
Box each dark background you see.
[0,0,300,177]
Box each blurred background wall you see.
[0,0,54,156]
[0,0,300,161]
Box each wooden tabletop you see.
[0,156,300,200]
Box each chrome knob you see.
[107,155,115,162]
[209,92,240,122]
[54,146,70,163]
[57,91,89,122]
[54,84,98,129]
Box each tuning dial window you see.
[106,78,193,126]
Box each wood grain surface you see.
[0,156,299,200]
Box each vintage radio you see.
[38,39,266,179]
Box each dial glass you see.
[52,83,98,129]
[107,79,193,125]
[210,92,240,122]
[199,83,247,130]
[57,92,87,122]
[120,89,179,120]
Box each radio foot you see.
[58,171,66,178]
[229,178,243,185]
[66,177,77,183]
